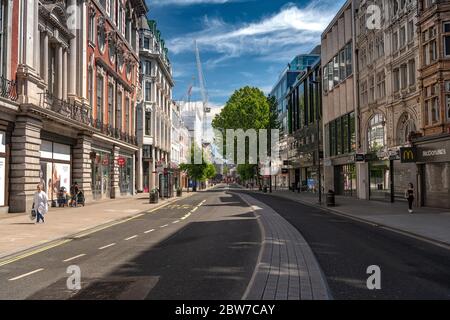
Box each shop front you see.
[91,148,111,200]
[118,154,133,196]
[39,140,72,204]
[0,131,7,210]
[331,155,356,197]
[416,138,450,208]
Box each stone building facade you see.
[136,18,173,196]
[414,0,450,208]
[355,0,421,202]
[1,0,145,214]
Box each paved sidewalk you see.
[252,189,450,247]
[0,191,196,260]
[237,192,331,300]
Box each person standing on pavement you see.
[405,183,415,214]
[33,184,48,224]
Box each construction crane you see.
[194,40,211,146]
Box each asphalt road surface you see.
[0,187,260,300]
[244,191,450,300]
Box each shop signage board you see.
[400,147,417,163]
[355,154,365,162]
[416,140,450,163]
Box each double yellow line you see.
[0,196,193,267]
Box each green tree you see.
[179,144,207,191]
[212,86,270,183]
[212,87,280,185]
[205,163,216,180]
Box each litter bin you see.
[149,191,159,204]
[291,183,296,192]
[263,186,268,193]
[326,190,335,207]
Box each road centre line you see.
[144,229,155,234]
[125,235,138,241]
[98,243,116,250]
[160,224,169,228]
[63,254,86,262]
[8,268,44,281]
[172,220,180,224]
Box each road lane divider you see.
[63,254,86,262]
[144,229,155,234]
[98,243,116,250]
[172,220,180,224]
[8,268,44,281]
[0,239,72,267]
[0,192,199,268]
[160,224,169,228]
[124,235,138,241]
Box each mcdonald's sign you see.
[400,147,417,163]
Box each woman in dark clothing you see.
[405,183,414,214]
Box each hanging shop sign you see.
[400,147,417,163]
[117,157,126,167]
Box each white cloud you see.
[167,1,342,64]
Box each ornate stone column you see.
[57,45,63,99]
[63,48,68,100]
[68,0,77,97]
[43,31,49,85]
[72,134,93,202]
[9,116,42,213]
[110,145,120,198]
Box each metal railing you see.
[40,91,137,145]
[0,76,18,101]
[40,91,92,126]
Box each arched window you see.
[368,113,386,151]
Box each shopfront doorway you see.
[334,164,356,196]
[91,150,111,200]
[369,160,391,201]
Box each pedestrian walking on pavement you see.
[33,184,48,224]
[405,183,415,214]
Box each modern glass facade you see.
[325,112,356,157]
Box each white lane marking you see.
[160,224,169,228]
[125,235,138,241]
[98,243,116,250]
[144,229,155,234]
[63,254,86,262]
[9,268,44,281]
[191,207,198,212]
[172,220,180,224]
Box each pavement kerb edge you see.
[250,191,450,251]
[0,192,197,265]
[231,191,266,301]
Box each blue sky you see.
[145,0,346,108]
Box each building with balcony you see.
[1,0,145,214]
[0,0,19,214]
[355,0,420,202]
[86,0,144,200]
[136,18,173,196]
[414,0,450,208]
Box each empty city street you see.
[0,185,449,300]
